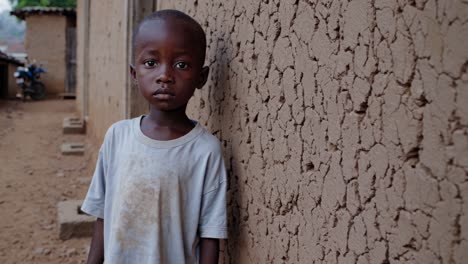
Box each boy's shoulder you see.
[195,126,223,154]
[102,117,137,143]
[108,118,134,133]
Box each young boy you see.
[81,10,228,264]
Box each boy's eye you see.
[144,60,157,67]
[175,62,189,70]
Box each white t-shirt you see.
[81,116,228,264]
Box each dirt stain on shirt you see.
[113,153,178,254]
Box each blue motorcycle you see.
[14,63,46,101]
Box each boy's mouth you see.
[153,88,175,100]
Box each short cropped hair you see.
[132,9,207,65]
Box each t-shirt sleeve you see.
[198,149,228,239]
[81,149,106,219]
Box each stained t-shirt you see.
[81,116,228,264]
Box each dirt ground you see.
[0,99,96,264]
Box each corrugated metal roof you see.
[10,7,76,20]
[0,51,24,66]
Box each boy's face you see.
[131,18,208,112]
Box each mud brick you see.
[61,142,85,156]
[57,200,95,240]
[63,117,85,134]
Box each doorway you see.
[0,64,8,99]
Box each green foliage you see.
[11,0,76,9]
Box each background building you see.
[0,50,23,98]
[11,7,76,95]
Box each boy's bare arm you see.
[87,218,104,264]
[199,238,220,264]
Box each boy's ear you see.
[197,66,209,89]
[130,64,137,84]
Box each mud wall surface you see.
[158,0,468,263]
[7,64,18,97]
[25,15,66,94]
[76,0,129,141]
[76,0,85,117]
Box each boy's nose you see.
[156,65,174,84]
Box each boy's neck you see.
[147,106,192,126]
[140,106,195,141]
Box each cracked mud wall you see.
[159,0,468,262]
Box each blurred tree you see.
[9,0,76,9]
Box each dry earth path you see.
[0,99,96,264]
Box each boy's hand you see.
[87,218,104,264]
[199,238,220,264]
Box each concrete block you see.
[61,142,85,156]
[57,200,95,240]
[63,117,85,134]
[58,92,76,99]
[76,177,91,185]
